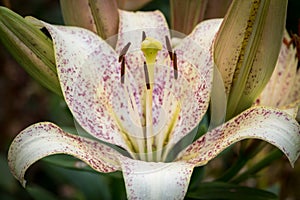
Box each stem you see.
[232,149,283,183]
[216,140,266,182]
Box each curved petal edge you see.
[8,122,121,187]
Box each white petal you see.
[167,19,222,146]
[116,10,170,53]
[8,122,121,187]
[258,30,298,107]
[177,107,300,167]
[42,22,131,150]
[119,156,194,200]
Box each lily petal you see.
[119,156,194,200]
[42,22,131,150]
[116,10,170,53]
[8,122,121,187]
[258,30,298,107]
[176,107,300,167]
[166,19,222,146]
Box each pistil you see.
[141,37,162,161]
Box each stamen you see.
[121,59,125,84]
[118,42,131,62]
[165,36,173,60]
[173,51,178,79]
[119,42,131,84]
[143,61,150,89]
[142,31,146,41]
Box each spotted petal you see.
[42,22,131,150]
[177,107,300,167]
[116,10,170,53]
[257,30,298,108]
[119,156,194,200]
[8,122,121,187]
[165,19,222,147]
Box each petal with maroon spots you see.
[119,156,194,200]
[116,10,170,54]
[165,19,222,147]
[8,122,121,187]
[42,23,132,150]
[257,30,298,107]
[176,107,300,167]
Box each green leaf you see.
[26,185,57,200]
[186,182,278,200]
[42,154,124,179]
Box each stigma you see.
[141,37,162,89]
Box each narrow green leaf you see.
[187,182,278,200]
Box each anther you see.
[121,59,125,84]
[165,36,173,60]
[142,31,146,41]
[143,62,150,89]
[173,51,178,79]
[119,42,131,84]
[118,42,131,62]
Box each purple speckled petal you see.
[176,107,300,167]
[116,10,170,54]
[119,156,194,200]
[287,68,300,106]
[164,19,222,146]
[257,30,298,108]
[42,23,131,150]
[8,122,121,187]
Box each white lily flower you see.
[8,10,300,200]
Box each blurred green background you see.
[0,0,299,199]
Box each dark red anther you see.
[165,36,173,60]
[143,61,150,89]
[119,42,131,84]
[173,51,178,79]
[121,59,125,84]
[119,42,131,62]
[142,31,147,41]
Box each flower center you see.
[140,36,162,161]
[117,34,181,162]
